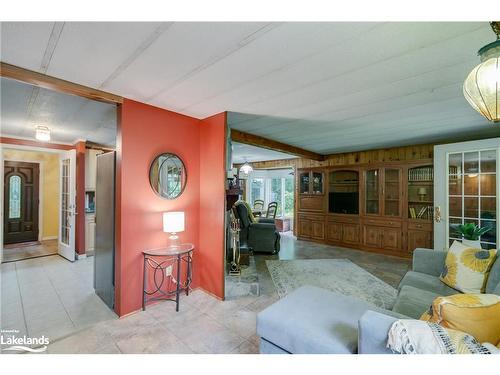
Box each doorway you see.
[3,160,40,244]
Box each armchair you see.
[233,201,280,254]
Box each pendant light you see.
[463,21,500,123]
[35,125,51,141]
[239,158,253,175]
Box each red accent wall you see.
[199,113,227,299]
[115,99,226,316]
[75,141,86,255]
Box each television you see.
[329,192,359,214]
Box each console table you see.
[142,243,194,312]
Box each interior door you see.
[58,149,76,261]
[3,161,40,244]
[434,138,499,251]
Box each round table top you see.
[143,243,194,256]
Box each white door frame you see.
[434,137,500,251]
[58,149,77,262]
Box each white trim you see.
[76,253,87,260]
[1,133,77,146]
[3,158,44,242]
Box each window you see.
[284,177,294,217]
[250,178,264,206]
[9,175,21,219]
[270,178,283,216]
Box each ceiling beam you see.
[0,62,123,105]
[231,129,325,161]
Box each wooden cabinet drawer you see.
[382,227,402,251]
[311,221,325,240]
[407,230,432,253]
[299,213,324,222]
[408,221,432,231]
[363,218,401,228]
[364,225,383,248]
[298,195,325,212]
[328,215,359,224]
[342,224,360,244]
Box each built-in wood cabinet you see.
[297,161,434,257]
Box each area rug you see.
[266,259,397,309]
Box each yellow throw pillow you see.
[420,293,500,346]
[439,241,496,293]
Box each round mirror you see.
[149,153,187,199]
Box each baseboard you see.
[76,253,87,260]
[42,236,58,241]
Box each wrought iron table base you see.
[142,248,193,312]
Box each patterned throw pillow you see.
[420,294,500,346]
[387,319,493,354]
[439,241,497,293]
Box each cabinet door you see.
[407,230,432,253]
[312,172,324,194]
[298,218,311,238]
[311,221,325,239]
[383,168,401,217]
[382,227,401,251]
[299,171,310,194]
[342,224,360,244]
[365,169,380,215]
[364,225,382,248]
[326,221,342,241]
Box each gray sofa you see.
[257,248,500,354]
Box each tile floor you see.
[1,255,116,347]
[2,239,58,263]
[1,234,411,354]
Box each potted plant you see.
[454,223,490,248]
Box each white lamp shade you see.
[163,212,185,233]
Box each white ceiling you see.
[232,141,298,164]
[0,77,116,145]
[1,22,499,154]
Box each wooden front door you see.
[4,161,40,244]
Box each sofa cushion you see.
[257,286,390,354]
[420,293,500,345]
[392,285,440,319]
[399,271,457,296]
[486,255,500,294]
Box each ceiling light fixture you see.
[463,21,500,123]
[239,159,253,175]
[35,125,51,141]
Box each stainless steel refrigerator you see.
[94,151,115,309]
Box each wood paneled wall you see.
[241,144,434,169]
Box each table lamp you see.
[418,187,427,202]
[163,211,185,247]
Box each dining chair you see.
[266,202,278,219]
[253,199,264,210]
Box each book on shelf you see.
[416,206,427,219]
[409,207,416,219]
[408,167,433,182]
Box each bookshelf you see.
[408,165,433,221]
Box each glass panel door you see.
[299,171,310,194]
[312,172,323,194]
[448,149,497,249]
[250,178,264,206]
[365,169,380,214]
[270,178,283,216]
[383,168,400,216]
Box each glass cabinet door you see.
[365,169,380,214]
[299,171,310,194]
[383,168,400,216]
[312,172,324,194]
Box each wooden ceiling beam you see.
[0,62,123,105]
[231,129,325,162]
